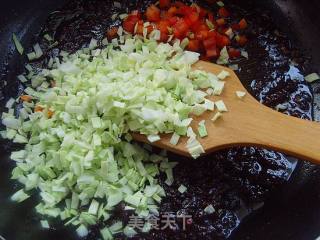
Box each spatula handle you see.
[244,105,320,164]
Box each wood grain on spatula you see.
[132,60,320,164]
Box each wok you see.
[1,0,320,239]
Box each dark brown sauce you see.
[6,0,314,239]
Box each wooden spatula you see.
[132,60,320,164]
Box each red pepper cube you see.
[187,39,201,52]
[228,48,241,58]
[146,5,161,22]
[218,7,230,18]
[173,18,189,39]
[238,18,248,29]
[159,0,171,9]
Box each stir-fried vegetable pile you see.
[1,36,228,238]
[108,0,249,61]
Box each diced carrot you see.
[34,105,44,112]
[106,27,118,40]
[47,109,54,118]
[20,95,32,102]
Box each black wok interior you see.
[1,0,320,239]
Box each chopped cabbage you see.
[178,184,187,193]
[12,33,24,55]
[305,73,320,83]
[211,112,223,122]
[2,36,221,239]
[204,204,215,214]
[236,91,246,99]
[215,100,228,112]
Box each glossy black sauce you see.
[5,0,314,239]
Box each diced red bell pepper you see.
[203,37,216,49]
[146,24,154,34]
[135,20,152,35]
[160,32,169,42]
[216,18,226,26]
[221,27,229,34]
[228,48,241,58]
[206,47,218,58]
[178,5,193,16]
[106,27,118,40]
[157,20,170,34]
[216,33,231,48]
[168,16,179,26]
[123,15,140,33]
[235,35,248,46]
[187,11,199,23]
[208,13,214,22]
[195,30,209,41]
[167,6,178,17]
[183,17,193,27]
[159,0,171,9]
[135,22,144,35]
[123,20,135,33]
[190,20,202,32]
[198,23,210,31]
[173,19,189,39]
[231,23,240,31]
[218,7,230,18]
[199,7,208,18]
[173,1,185,8]
[238,18,248,29]
[207,30,217,40]
[187,39,200,52]
[146,5,161,22]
